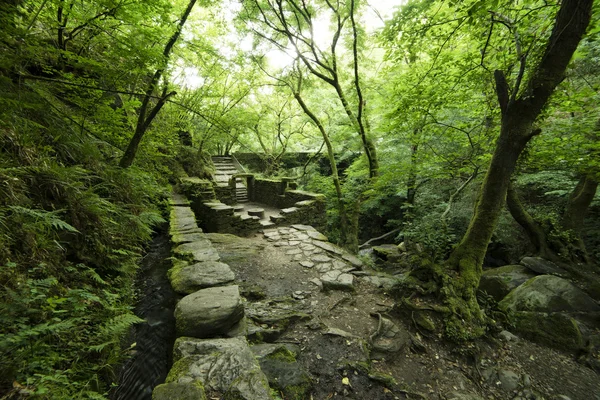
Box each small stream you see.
[112,229,177,400]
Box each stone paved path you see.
[262,224,363,291]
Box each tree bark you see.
[443,0,593,338]
[562,175,598,233]
[119,0,196,168]
[292,83,353,249]
[506,180,554,259]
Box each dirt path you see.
[204,226,600,400]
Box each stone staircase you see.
[212,156,248,203]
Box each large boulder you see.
[372,244,402,264]
[175,285,244,338]
[168,337,273,400]
[478,265,536,301]
[512,311,583,350]
[168,260,235,294]
[520,257,568,276]
[499,275,600,313]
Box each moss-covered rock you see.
[168,260,235,294]
[250,343,312,400]
[152,382,206,400]
[499,275,600,313]
[479,265,536,301]
[512,311,583,350]
[173,240,220,263]
[174,285,244,338]
[168,337,273,400]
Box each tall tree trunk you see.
[119,0,196,168]
[293,87,353,249]
[560,174,598,261]
[562,175,598,233]
[506,180,554,259]
[443,0,593,339]
[406,129,420,206]
[507,175,598,263]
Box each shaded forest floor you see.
[203,226,600,400]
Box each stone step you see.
[248,208,265,219]
[270,214,284,223]
[259,220,275,228]
[169,260,235,295]
[280,207,298,215]
[174,285,244,338]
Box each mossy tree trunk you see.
[508,175,598,262]
[506,180,554,259]
[443,0,593,339]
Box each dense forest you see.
[0,0,598,398]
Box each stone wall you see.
[214,184,235,205]
[251,178,287,206]
[234,152,325,172]
[247,178,326,231]
[194,201,261,237]
[177,177,216,203]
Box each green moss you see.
[513,312,583,350]
[152,382,207,400]
[282,382,312,400]
[368,372,397,387]
[165,357,195,383]
[265,347,297,363]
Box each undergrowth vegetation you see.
[0,75,168,398]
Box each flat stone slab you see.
[291,224,316,231]
[316,263,332,273]
[342,253,363,268]
[174,240,220,263]
[168,337,272,400]
[300,261,314,269]
[171,230,205,244]
[260,220,275,227]
[248,208,265,218]
[307,230,328,241]
[170,207,197,233]
[313,240,344,255]
[169,193,190,207]
[175,285,244,338]
[312,254,332,263]
[169,260,235,294]
[281,207,298,215]
[321,270,354,292]
[270,215,285,223]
